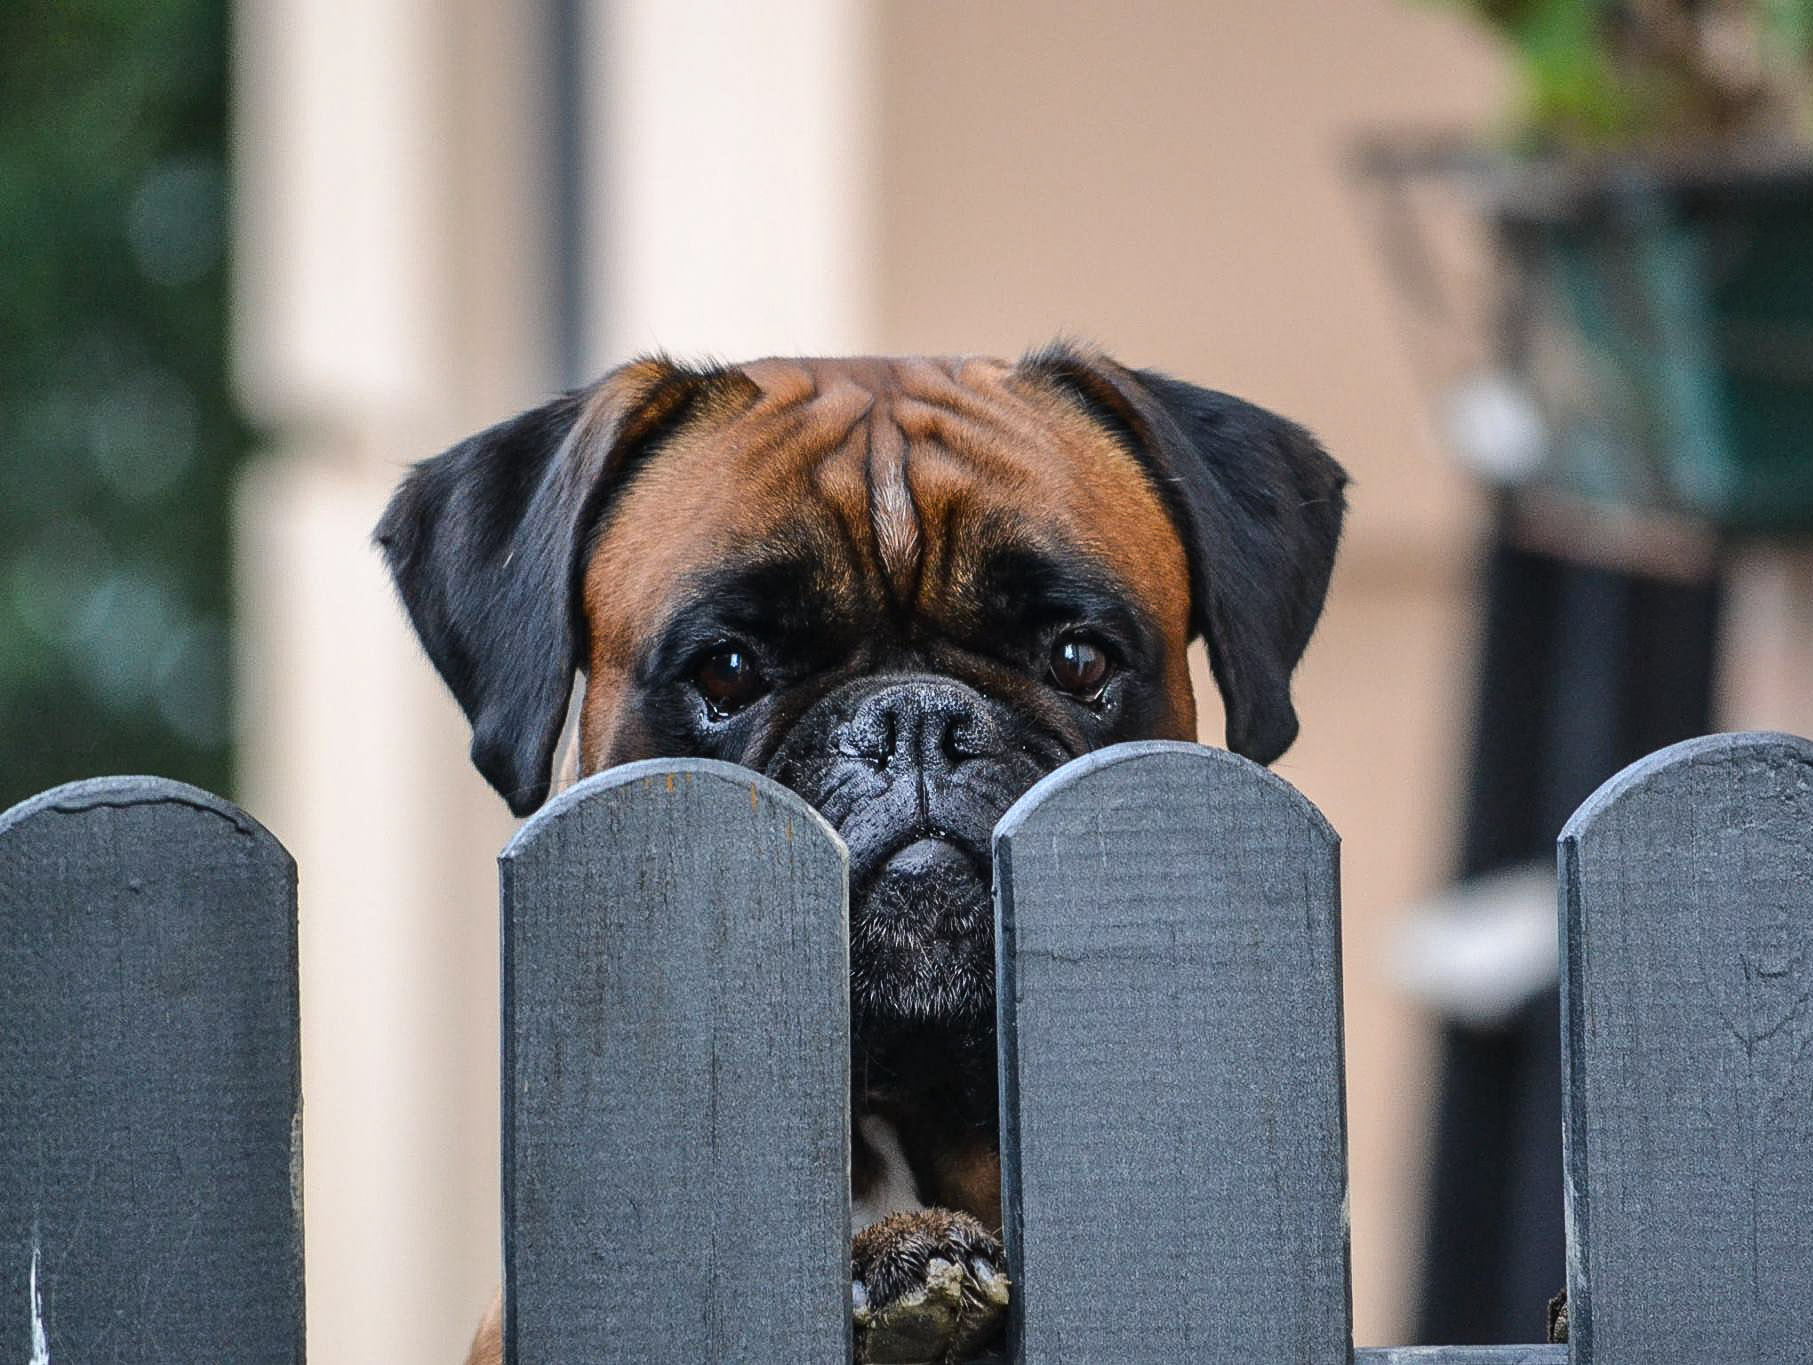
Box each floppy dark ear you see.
[374,358,747,814]
[1022,344,1347,764]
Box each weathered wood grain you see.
[967,1338,1571,1362]
[501,759,850,1364]
[1356,1349,1565,1364]
[0,776,302,1362]
[994,741,1350,1364]
[1559,731,1813,1364]
[975,1348,1564,1364]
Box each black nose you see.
[839,679,1003,775]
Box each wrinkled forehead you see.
[581,355,1191,664]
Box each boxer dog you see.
[376,344,1346,1363]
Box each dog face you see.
[376,344,1344,1120]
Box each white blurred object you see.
[1440,371,1547,485]
[1386,862,1557,1028]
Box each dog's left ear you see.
[1022,343,1348,764]
[375,357,754,814]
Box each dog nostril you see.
[834,716,893,769]
[938,718,964,764]
[836,741,883,770]
[942,715,1000,763]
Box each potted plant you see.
[1356,9,1813,1347]
[1373,1,1813,531]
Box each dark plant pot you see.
[1492,155,1813,533]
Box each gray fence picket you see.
[1355,1349,1565,1364]
[993,741,1350,1364]
[501,758,850,1364]
[0,776,303,1362]
[1559,731,1813,1365]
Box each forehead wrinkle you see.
[739,356,819,410]
[722,396,861,483]
[902,390,1192,641]
[896,358,1031,429]
[585,355,1192,701]
[584,389,861,672]
[867,405,922,607]
[907,466,974,621]
[805,424,882,603]
[892,400,1044,491]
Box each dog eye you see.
[1048,633,1111,697]
[693,645,767,716]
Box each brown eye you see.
[694,645,766,715]
[1049,634,1111,697]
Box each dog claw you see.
[852,1210,1009,1364]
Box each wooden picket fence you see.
[3,732,1811,1363]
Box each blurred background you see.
[7,1,1813,1360]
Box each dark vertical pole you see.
[547,0,589,388]
[0,777,302,1361]
[1417,515,1722,1345]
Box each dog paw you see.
[852,1209,1009,1364]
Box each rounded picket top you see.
[991,741,1349,1363]
[499,757,852,1364]
[0,773,291,864]
[1561,729,1813,845]
[995,738,1336,852]
[502,755,845,869]
[1558,730,1813,1365]
[0,775,302,1361]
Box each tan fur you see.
[464,1291,502,1365]
[933,1139,1005,1232]
[578,355,1195,769]
[468,357,1196,1363]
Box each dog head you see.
[376,345,1344,1098]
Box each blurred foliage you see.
[1435,0,1813,147]
[0,0,246,809]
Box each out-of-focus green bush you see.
[0,0,245,808]
[1435,0,1813,147]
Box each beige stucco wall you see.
[233,1,550,1359]
[234,0,1518,1357]
[868,1,1503,1341]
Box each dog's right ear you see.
[374,358,753,815]
[1019,342,1346,767]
